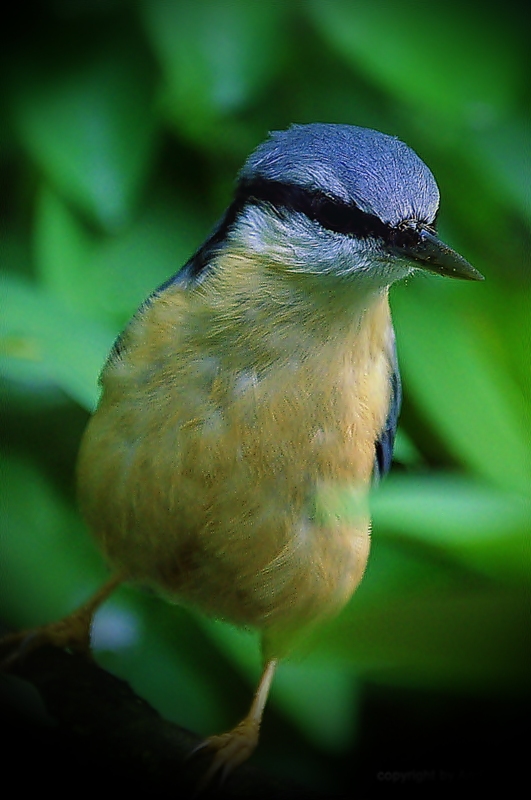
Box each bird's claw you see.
[0,629,42,670]
[0,609,93,671]
[190,717,260,794]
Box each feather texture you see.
[77,250,394,647]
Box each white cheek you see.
[230,206,408,290]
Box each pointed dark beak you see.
[392,223,484,281]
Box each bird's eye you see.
[391,219,436,249]
[391,224,419,249]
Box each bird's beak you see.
[393,224,484,281]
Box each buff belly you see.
[77,272,391,634]
[77,367,372,632]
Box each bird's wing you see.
[160,205,240,289]
[372,328,402,483]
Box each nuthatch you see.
[4,124,484,781]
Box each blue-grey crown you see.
[239,123,440,228]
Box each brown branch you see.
[0,642,328,798]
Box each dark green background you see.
[1,1,529,794]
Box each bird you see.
[2,123,483,783]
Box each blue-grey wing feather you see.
[373,332,402,483]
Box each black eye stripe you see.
[237,178,386,238]
[168,176,438,287]
[236,178,434,245]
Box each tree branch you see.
[1,641,327,798]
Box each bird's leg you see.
[194,658,278,789]
[0,573,123,669]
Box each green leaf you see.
[11,40,157,230]
[393,429,423,467]
[309,0,524,129]
[372,474,531,583]
[392,279,531,494]
[34,185,95,308]
[34,184,204,327]
[303,539,529,691]
[272,659,358,751]
[0,453,104,626]
[0,273,115,410]
[84,193,206,326]
[470,115,531,222]
[198,617,357,750]
[95,597,229,736]
[142,0,286,139]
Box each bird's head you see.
[223,123,483,289]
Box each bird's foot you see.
[192,717,260,793]
[0,604,94,670]
[0,575,123,670]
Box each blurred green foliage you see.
[1,0,529,791]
